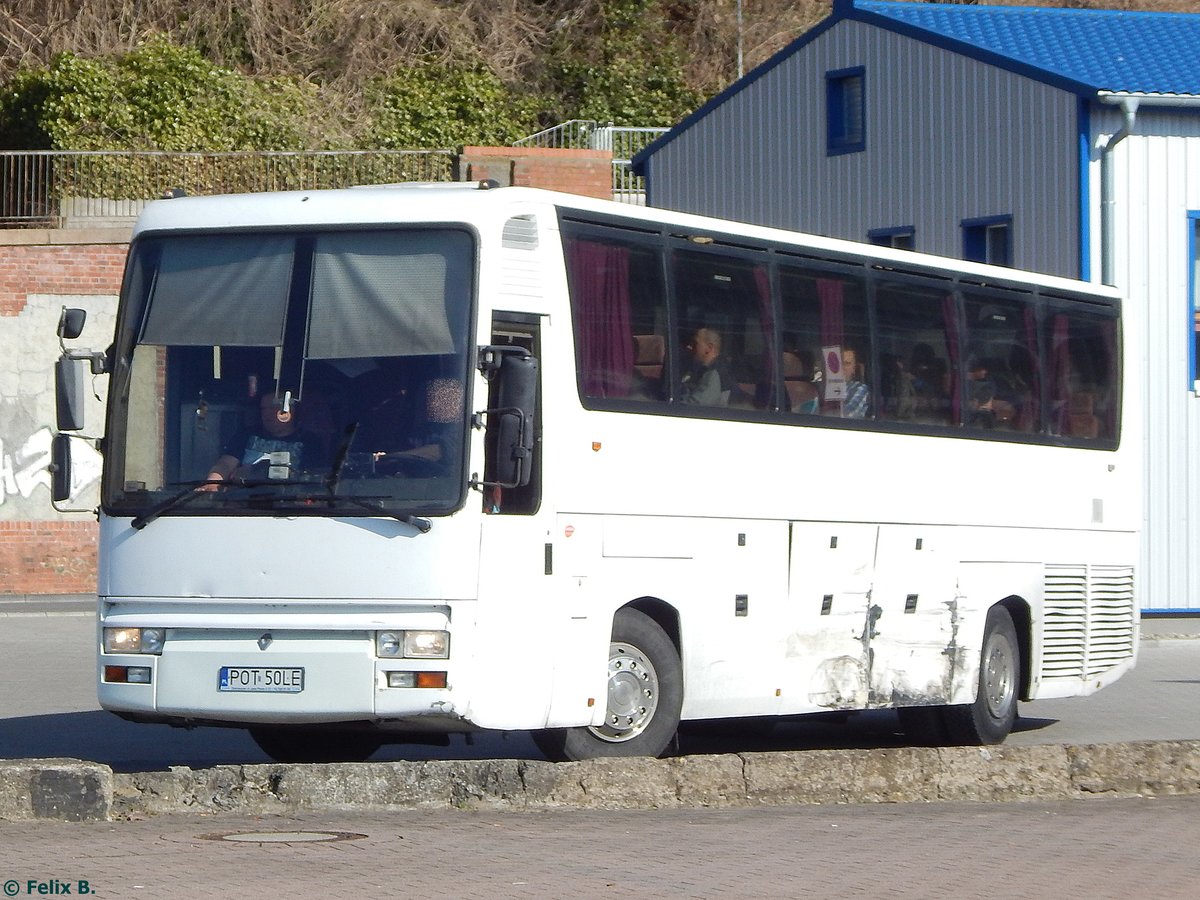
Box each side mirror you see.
[55,355,86,431]
[490,352,538,488]
[57,307,86,340]
[51,433,73,502]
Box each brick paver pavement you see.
[2,796,1198,899]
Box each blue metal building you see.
[634,0,1200,613]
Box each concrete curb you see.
[3,740,1199,822]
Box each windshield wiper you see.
[129,482,222,530]
[319,421,431,532]
[331,494,433,533]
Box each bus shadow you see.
[1011,715,1060,734]
[678,710,910,755]
[0,709,543,772]
[0,710,269,773]
[2,708,1059,771]
[677,709,1064,754]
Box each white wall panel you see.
[1090,107,1200,610]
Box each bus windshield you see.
[103,226,476,519]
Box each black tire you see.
[249,727,382,763]
[942,605,1020,745]
[896,705,950,747]
[534,607,683,761]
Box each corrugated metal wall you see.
[1093,106,1200,611]
[646,21,1079,278]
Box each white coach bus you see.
[52,183,1140,762]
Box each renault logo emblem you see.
[258,633,273,651]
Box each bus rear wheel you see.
[943,605,1020,745]
[534,607,683,761]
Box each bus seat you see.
[786,380,820,414]
[633,334,665,381]
[1066,392,1100,439]
[782,351,806,379]
[782,351,819,413]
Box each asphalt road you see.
[2,610,1197,772]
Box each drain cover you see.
[201,831,367,844]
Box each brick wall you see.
[2,231,128,596]
[0,520,99,594]
[0,231,127,317]
[458,146,614,199]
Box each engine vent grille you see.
[1041,564,1136,680]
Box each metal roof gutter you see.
[1097,92,1200,287]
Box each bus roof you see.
[133,183,1119,300]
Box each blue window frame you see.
[826,67,865,156]
[1189,212,1200,388]
[868,226,914,250]
[962,215,1012,267]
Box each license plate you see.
[218,666,305,693]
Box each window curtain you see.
[1099,316,1118,438]
[1023,306,1041,431]
[567,238,633,398]
[754,265,776,399]
[817,278,845,349]
[1050,313,1071,433]
[307,231,462,359]
[140,235,293,347]
[941,294,961,424]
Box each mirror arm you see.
[62,349,108,375]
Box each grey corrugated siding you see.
[647,20,1079,278]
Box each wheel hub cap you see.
[589,641,659,743]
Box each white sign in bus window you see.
[823,344,846,401]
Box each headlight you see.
[403,630,450,659]
[374,630,449,659]
[376,631,403,658]
[103,627,166,655]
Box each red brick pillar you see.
[457,147,614,200]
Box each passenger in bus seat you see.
[680,326,735,406]
[841,347,870,418]
[965,357,1018,429]
[199,386,323,489]
[908,343,949,421]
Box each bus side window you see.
[564,234,667,405]
[962,293,1040,434]
[1045,307,1118,441]
[669,248,772,412]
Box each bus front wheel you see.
[943,605,1020,745]
[534,607,683,761]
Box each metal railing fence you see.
[0,149,455,228]
[0,125,670,227]
[514,120,669,203]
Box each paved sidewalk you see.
[2,796,1198,899]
